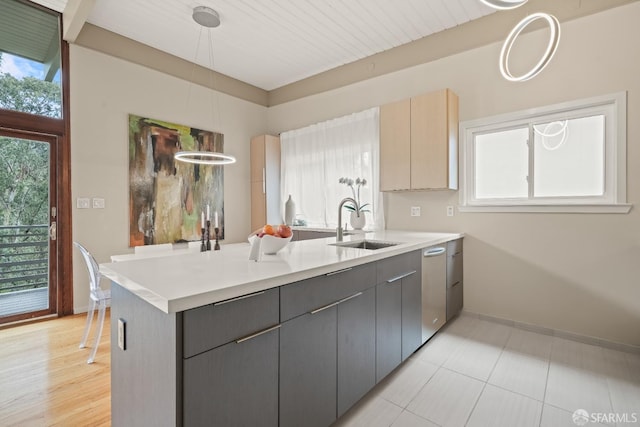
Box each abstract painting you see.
[128,114,225,246]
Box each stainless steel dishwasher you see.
[421,245,447,343]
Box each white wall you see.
[267,3,640,346]
[70,45,267,312]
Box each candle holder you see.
[214,227,220,250]
[200,227,207,252]
[206,220,211,251]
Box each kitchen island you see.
[101,230,463,427]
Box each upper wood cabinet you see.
[380,88,459,191]
[250,135,281,231]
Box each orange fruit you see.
[262,224,275,235]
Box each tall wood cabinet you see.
[380,88,459,191]
[250,134,281,231]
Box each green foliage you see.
[0,64,59,228]
[0,72,62,118]
[0,138,49,227]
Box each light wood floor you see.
[0,312,111,426]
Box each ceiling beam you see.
[63,0,95,43]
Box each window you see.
[280,107,383,230]
[460,92,629,213]
[0,0,62,118]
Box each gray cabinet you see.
[446,239,463,321]
[182,288,279,358]
[375,279,402,381]
[337,287,376,417]
[280,306,337,427]
[295,230,333,241]
[292,229,356,241]
[182,288,280,427]
[111,246,448,426]
[183,326,279,427]
[280,265,377,426]
[375,250,422,382]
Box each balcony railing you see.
[0,225,49,317]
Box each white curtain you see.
[280,107,383,230]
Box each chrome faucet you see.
[337,197,359,241]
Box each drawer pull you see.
[236,324,281,344]
[310,292,363,315]
[386,270,417,283]
[214,291,265,306]
[325,267,353,277]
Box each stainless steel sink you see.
[330,240,399,250]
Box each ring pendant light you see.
[480,0,528,10]
[174,151,236,165]
[175,6,237,166]
[499,12,561,82]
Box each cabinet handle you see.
[262,168,266,194]
[214,291,265,306]
[386,270,417,283]
[447,281,461,290]
[424,247,446,257]
[236,324,281,344]
[310,291,363,315]
[325,267,353,277]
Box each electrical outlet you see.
[411,206,421,217]
[92,198,105,209]
[447,206,454,217]
[76,198,90,209]
[118,318,126,351]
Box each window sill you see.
[458,204,632,214]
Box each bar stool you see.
[74,242,111,364]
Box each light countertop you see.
[100,230,463,314]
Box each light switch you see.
[411,206,421,217]
[118,318,126,351]
[92,198,105,209]
[76,198,90,209]
[447,206,454,217]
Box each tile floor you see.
[334,315,640,427]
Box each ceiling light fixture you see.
[192,6,220,28]
[499,12,561,82]
[480,0,528,10]
[175,6,236,166]
[174,151,236,165]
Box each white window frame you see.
[459,92,630,213]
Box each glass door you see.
[0,130,57,323]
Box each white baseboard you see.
[461,310,640,355]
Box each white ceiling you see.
[35,0,496,91]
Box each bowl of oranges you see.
[248,224,293,254]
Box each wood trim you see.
[58,37,73,316]
[0,109,64,135]
[0,11,73,319]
